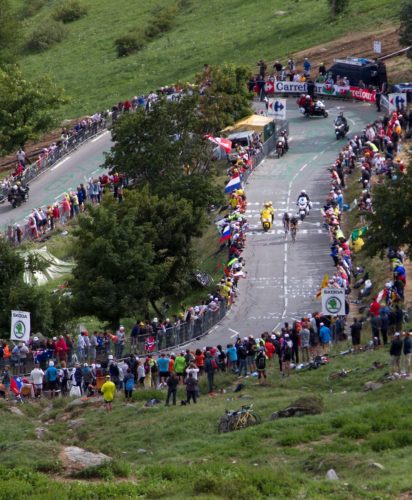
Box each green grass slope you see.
[13,0,397,119]
[1,345,412,498]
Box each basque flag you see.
[10,376,23,396]
[224,177,242,194]
[220,225,231,242]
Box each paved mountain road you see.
[189,98,378,347]
[0,130,112,230]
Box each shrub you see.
[21,0,48,18]
[115,32,145,57]
[52,0,88,23]
[25,20,68,52]
[340,422,370,439]
[144,6,177,39]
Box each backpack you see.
[125,377,134,391]
[284,341,292,356]
[211,358,218,370]
[256,354,266,370]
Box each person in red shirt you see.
[369,299,380,317]
[56,335,68,362]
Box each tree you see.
[399,1,412,59]
[71,190,202,324]
[0,240,58,336]
[365,166,412,258]
[0,65,66,155]
[196,64,253,134]
[327,0,349,18]
[104,95,222,210]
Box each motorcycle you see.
[335,122,349,140]
[300,100,328,118]
[261,216,272,232]
[297,197,311,221]
[8,186,29,209]
[276,138,286,158]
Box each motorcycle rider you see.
[277,130,289,152]
[267,201,275,223]
[297,189,310,204]
[335,111,348,130]
[260,202,272,228]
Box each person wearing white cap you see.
[45,360,58,398]
[390,332,403,374]
[115,326,126,359]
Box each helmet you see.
[16,181,21,186]
[268,201,273,206]
[306,95,310,99]
[13,185,18,190]
[301,189,306,194]
[339,111,344,117]
[264,202,270,207]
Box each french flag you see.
[10,376,23,396]
[224,176,242,194]
[220,225,231,242]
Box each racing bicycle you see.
[217,404,261,433]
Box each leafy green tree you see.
[365,165,412,258]
[0,65,66,155]
[0,240,58,336]
[196,64,253,134]
[104,95,222,210]
[71,189,202,323]
[399,1,412,59]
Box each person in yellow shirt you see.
[101,375,116,412]
[267,201,275,223]
[260,202,272,230]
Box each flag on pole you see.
[351,226,368,242]
[205,135,232,154]
[224,177,242,194]
[220,226,231,242]
[315,274,329,300]
[10,376,23,396]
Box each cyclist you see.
[282,212,290,234]
[290,214,299,241]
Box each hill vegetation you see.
[1,346,412,498]
[8,0,398,119]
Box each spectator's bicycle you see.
[218,404,261,433]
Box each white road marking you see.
[91,130,110,142]
[50,156,71,171]
[229,328,239,337]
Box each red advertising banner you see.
[349,86,376,103]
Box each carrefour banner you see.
[264,81,376,103]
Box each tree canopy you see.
[365,164,412,258]
[71,189,203,325]
[0,65,66,155]
[0,240,64,336]
[399,0,412,59]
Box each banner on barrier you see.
[388,93,407,112]
[266,81,376,103]
[321,288,346,316]
[267,98,286,119]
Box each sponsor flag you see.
[224,176,242,194]
[205,135,232,154]
[220,226,231,242]
[351,226,367,242]
[10,376,23,396]
[315,274,329,300]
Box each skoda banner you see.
[10,310,31,342]
[321,288,346,316]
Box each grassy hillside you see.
[1,344,412,498]
[11,0,397,120]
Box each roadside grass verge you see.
[1,345,411,497]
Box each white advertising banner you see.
[388,93,407,112]
[10,310,31,342]
[267,98,286,119]
[321,288,346,316]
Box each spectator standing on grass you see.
[45,361,58,398]
[390,332,403,374]
[255,346,267,385]
[350,318,362,352]
[319,323,331,354]
[403,331,411,377]
[30,363,44,398]
[101,375,116,412]
[204,352,216,393]
[123,368,135,402]
[165,372,179,406]
[281,334,293,377]
[303,57,311,76]
[174,352,186,383]
[185,372,198,404]
[300,324,310,362]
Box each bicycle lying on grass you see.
[217,404,261,433]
